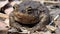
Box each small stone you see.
[0,0,8,8]
[46,25,56,31]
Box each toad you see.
[9,1,51,32]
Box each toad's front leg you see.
[29,13,50,32]
[9,13,23,32]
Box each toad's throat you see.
[13,12,39,24]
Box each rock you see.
[4,19,10,27]
[0,21,9,34]
[0,13,9,19]
[5,7,14,15]
[0,0,8,8]
[0,21,9,30]
[55,26,60,34]
[46,25,56,31]
[10,0,22,6]
[33,31,51,34]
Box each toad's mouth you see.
[13,11,39,24]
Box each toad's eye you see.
[25,6,33,14]
[27,9,33,14]
[28,11,32,14]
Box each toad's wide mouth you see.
[13,11,39,24]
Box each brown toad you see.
[9,1,51,32]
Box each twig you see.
[49,14,60,25]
